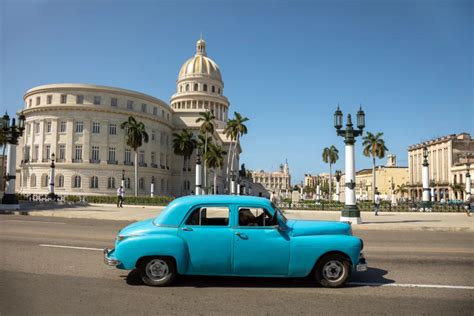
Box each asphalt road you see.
[1,215,473,315]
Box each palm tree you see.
[196,112,215,194]
[394,183,409,199]
[322,145,339,200]
[224,112,249,193]
[205,142,227,194]
[172,129,197,195]
[120,116,149,196]
[362,132,388,201]
[224,118,238,192]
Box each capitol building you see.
[15,38,240,197]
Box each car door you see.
[178,205,233,275]
[232,206,290,276]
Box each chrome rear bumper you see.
[356,253,367,272]
[103,248,121,266]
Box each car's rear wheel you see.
[315,254,350,288]
[138,257,176,286]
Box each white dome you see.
[178,39,222,82]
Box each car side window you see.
[185,206,229,226]
[238,207,272,227]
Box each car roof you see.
[154,195,273,226]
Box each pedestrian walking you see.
[270,191,277,204]
[117,186,124,208]
[374,189,381,216]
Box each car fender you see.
[114,234,189,272]
[289,235,362,277]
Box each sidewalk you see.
[2,202,473,232]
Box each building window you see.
[127,100,134,110]
[58,144,66,161]
[74,145,83,161]
[166,154,169,168]
[36,96,40,105]
[218,88,221,94]
[151,151,156,164]
[180,85,183,92]
[141,103,147,112]
[108,177,115,189]
[45,145,51,161]
[186,84,189,91]
[194,83,198,91]
[125,149,131,164]
[111,97,118,107]
[125,178,131,189]
[28,99,32,107]
[90,176,99,189]
[30,174,36,187]
[42,174,49,187]
[34,123,40,134]
[93,96,101,105]
[212,86,215,93]
[92,122,100,134]
[167,113,170,121]
[26,124,31,134]
[73,175,81,188]
[139,178,144,190]
[46,121,52,133]
[47,95,52,104]
[57,175,64,188]
[139,150,145,164]
[160,153,164,167]
[203,84,208,92]
[59,121,66,133]
[75,121,83,133]
[34,145,39,161]
[24,145,30,161]
[60,94,67,104]
[151,131,155,141]
[161,109,165,118]
[108,147,116,162]
[77,95,84,104]
[153,107,157,115]
[109,123,117,135]
[91,146,100,162]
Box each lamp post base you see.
[2,193,19,205]
[340,205,362,224]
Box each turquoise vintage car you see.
[104,195,367,287]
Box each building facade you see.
[15,38,242,197]
[251,160,291,196]
[407,133,474,201]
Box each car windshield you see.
[271,203,287,224]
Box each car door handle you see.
[182,227,193,231]
[235,232,248,239]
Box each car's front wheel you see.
[138,257,176,286]
[315,254,350,288]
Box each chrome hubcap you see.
[146,259,169,281]
[322,260,345,282]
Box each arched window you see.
[41,174,49,187]
[73,175,81,188]
[180,85,183,92]
[194,83,198,91]
[90,176,99,189]
[212,86,215,93]
[218,88,221,94]
[203,84,208,92]
[30,174,36,188]
[186,84,189,91]
[108,177,115,189]
[139,178,145,190]
[57,175,64,188]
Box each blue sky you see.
[1,0,472,184]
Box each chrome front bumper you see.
[356,253,368,272]
[103,248,121,266]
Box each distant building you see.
[407,133,474,201]
[252,160,291,196]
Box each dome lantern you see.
[196,38,206,56]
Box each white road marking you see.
[1,220,66,225]
[39,244,103,251]
[349,282,474,290]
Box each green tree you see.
[394,183,409,199]
[322,145,339,200]
[196,112,215,194]
[224,112,249,193]
[120,116,149,196]
[362,132,389,201]
[205,142,227,194]
[172,129,197,195]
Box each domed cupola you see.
[171,37,230,129]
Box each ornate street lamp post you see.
[121,169,125,189]
[195,149,202,195]
[150,176,155,198]
[422,146,430,203]
[334,106,365,224]
[47,153,57,201]
[458,153,472,207]
[335,170,342,202]
[1,112,26,208]
[230,170,236,195]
